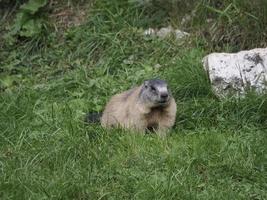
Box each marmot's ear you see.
[144,80,149,88]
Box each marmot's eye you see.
[150,86,156,92]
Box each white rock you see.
[143,26,189,40]
[154,63,162,69]
[175,29,190,40]
[156,26,174,38]
[123,55,135,65]
[143,28,156,36]
[202,48,267,98]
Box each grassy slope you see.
[0,1,267,199]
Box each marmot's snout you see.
[159,92,169,103]
[157,93,170,106]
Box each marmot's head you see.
[140,79,172,107]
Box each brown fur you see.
[101,85,177,136]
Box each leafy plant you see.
[9,0,48,38]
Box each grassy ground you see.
[0,1,267,199]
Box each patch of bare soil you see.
[48,0,93,32]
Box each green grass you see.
[0,0,267,199]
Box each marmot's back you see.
[100,87,141,129]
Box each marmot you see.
[86,79,177,136]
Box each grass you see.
[0,0,267,199]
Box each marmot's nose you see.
[160,93,169,99]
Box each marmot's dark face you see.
[140,79,171,107]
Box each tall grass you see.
[0,1,266,199]
[139,0,267,51]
